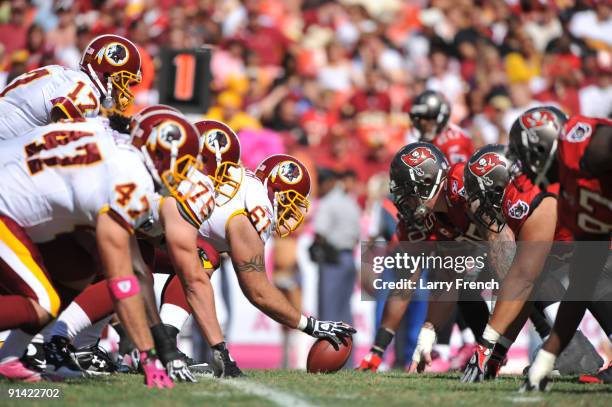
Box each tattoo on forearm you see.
[487,229,515,279]
[235,254,265,273]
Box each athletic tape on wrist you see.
[108,276,141,301]
[297,315,308,331]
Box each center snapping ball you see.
[307,336,353,373]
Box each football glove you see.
[484,349,507,380]
[461,343,493,383]
[302,317,356,351]
[519,349,555,392]
[166,358,196,383]
[140,350,174,389]
[408,324,437,373]
[356,351,383,372]
[211,342,244,378]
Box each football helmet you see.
[509,106,567,187]
[390,142,449,230]
[255,154,311,238]
[464,144,515,233]
[409,90,451,142]
[131,104,179,132]
[80,34,142,111]
[130,111,201,199]
[194,120,242,204]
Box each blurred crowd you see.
[1,0,610,199]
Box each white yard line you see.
[199,376,318,407]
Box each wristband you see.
[108,276,140,301]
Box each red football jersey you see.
[557,115,612,239]
[396,162,484,242]
[406,124,474,165]
[433,124,474,165]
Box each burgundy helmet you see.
[130,104,179,132]
[130,111,201,197]
[255,154,311,237]
[195,120,242,204]
[80,34,142,111]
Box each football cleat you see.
[0,359,42,382]
[74,344,118,376]
[179,350,214,377]
[43,336,88,378]
[356,351,383,372]
[579,362,612,384]
[21,342,47,371]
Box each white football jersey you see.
[199,168,274,252]
[0,65,101,141]
[0,118,154,243]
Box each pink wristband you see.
[108,276,141,301]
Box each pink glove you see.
[141,351,174,389]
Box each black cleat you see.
[75,343,118,376]
[43,336,87,378]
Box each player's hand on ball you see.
[211,342,245,378]
[409,324,436,373]
[303,317,356,351]
[141,350,175,389]
[166,358,197,383]
[461,343,492,383]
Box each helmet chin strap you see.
[102,78,114,109]
[86,63,114,109]
[533,139,558,188]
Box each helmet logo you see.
[401,147,436,169]
[156,121,186,150]
[204,130,230,154]
[520,110,558,140]
[507,199,529,219]
[103,42,130,66]
[470,153,506,176]
[276,161,302,185]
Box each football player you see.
[36,121,355,377]
[459,144,559,381]
[407,90,474,164]
[0,110,202,387]
[512,109,612,390]
[0,34,141,140]
[358,142,489,372]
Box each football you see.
[306,336,353,373]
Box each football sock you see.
[162,275,191,313]
[48,301,91,342]
[0,329,34,363]
[73,316,113,348]
[371,327,395,356]
[0,296,39,331]
[77,280,114,323]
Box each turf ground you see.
[0,370,609,407]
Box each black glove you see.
[302,316,356,350]
[211,342,244,378]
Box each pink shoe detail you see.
[0,360,41,382]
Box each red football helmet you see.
[130,104,179,132]
[131,111,201,199]
[255,154,311,237]
[80,34,142,111]
[194,120,242,204]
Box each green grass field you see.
[0,370,610,407]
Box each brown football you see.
[306,336,353,373]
